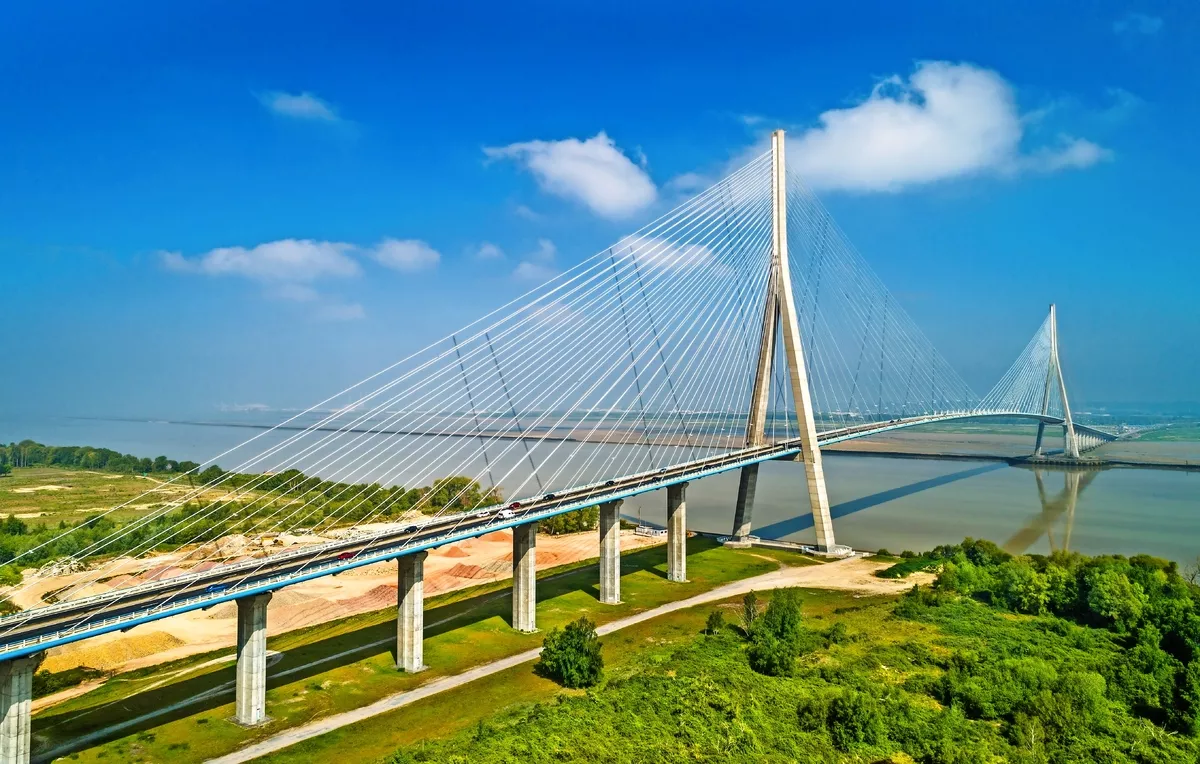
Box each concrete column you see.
[599,500,623,604]
[0,652,43,764]
[235,592,272,726]
[730,464,759,542]
[512,522,537,632]
[1033,421,1047,457]
[667,483,688,582]
[397,551,428,673]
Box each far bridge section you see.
[0,131,1115,763]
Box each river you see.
[2,416,1198,564]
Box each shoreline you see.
[824,447,1200,473]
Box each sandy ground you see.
[27,528,663,678]
[209,555,928,764]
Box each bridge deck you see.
[0,410,1116,660]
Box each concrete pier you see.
[730,464,759,543]
[512,522,537,632]
[235,593,272,726]
[0,652,43,764]
[397,551,428,673]
[666,483,688,582]
[599,500,623,604]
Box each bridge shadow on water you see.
[30,540,700,759]
[753,462,1009,540]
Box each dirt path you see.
[207,555,922,764]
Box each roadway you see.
[0,409,1118,661]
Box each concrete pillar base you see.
[512,523,538,633]
[234,592,272,727]
[0,652,44,764]
[666,483,688,583]
[397,551,428,673]
[599,500,622,604]
[731,464,759,541]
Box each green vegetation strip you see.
[34,539,815,763]
[267,542,1199,764]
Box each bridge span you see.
[0,131,1120,763]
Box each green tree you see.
[705,610,725,636]
[747,589,805,677]
[537,617,603,688]
[1087,570,1148,633]
[740,590,760,633]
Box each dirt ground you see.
[29,528,663,676]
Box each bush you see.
[827,689,885,751]
[537,617,603,688]
[705,610,725,636]
[875,548,891,557]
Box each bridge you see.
[0,131,1119,762]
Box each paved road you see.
[207,555,914,764]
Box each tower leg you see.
[666,483,687,582]
[731,465,759,543]
[235,593,272,726]
[397,551,427,673]
[0,653,43,764]
[1033,421,1047,457]
[599,501,622,604]
[512,523,537,632]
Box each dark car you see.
[403,525,420,534]
[204,584,227,595]
[337,551,355,560]
[604,480,616,487]
[543,493,557,501]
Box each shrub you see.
[537,616,603,688]
[828,689,885,751]
[875,548,891,557]
[705,610,725,636]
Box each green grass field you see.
[33,538,818,763]
[0,466,278,526]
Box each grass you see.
[0,466,274,525]
[34,538,818,763]
[299,587,1195,764]
[255,587,868,764]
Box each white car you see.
[497,508,516,520]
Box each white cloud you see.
[1020,137,1113,173]
[1114,12,1163,35]
[484,133,657,219]
[618,236,718,272]
[785,61,1111,192]
[513,238,558,281]
[259,91,340,121]
[163,235,441,321]
[513,204,542,221]
[474,242,504,260]
[161,239,360,282]
[370,238,441,271]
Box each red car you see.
[337,552,354,561]
[508,501,522,509]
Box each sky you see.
[1,0,1197,419]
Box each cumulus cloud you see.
[370,238,441,271]
[513,239,558,281]
[1113,12,1163,35]
[259,91,340,121]
[161,239,360,282]
[163,236,441,320]
[786,61,1111,192]
[484,133,657,219]
[474,242,505,260]
[618,236,718,272]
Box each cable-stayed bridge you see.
[0,131,1120,761]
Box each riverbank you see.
[824,447,1200,472]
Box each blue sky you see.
[1,0,1196,418]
